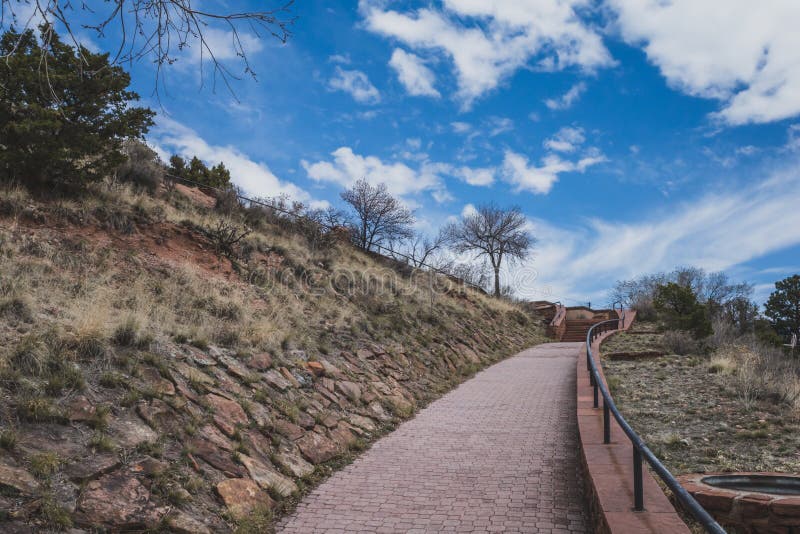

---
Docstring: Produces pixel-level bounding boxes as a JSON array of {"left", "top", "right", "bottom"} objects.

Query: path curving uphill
[{"left": 278, "top": 343, "right": 590, "bottom": 533}]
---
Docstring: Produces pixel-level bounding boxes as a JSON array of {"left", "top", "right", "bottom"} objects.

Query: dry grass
[
  {"left": 601, "top": 322, "right": 800, "bottom": 477},
  {"left": 0, "top": 180, "right": 548, "bottom": 531}
]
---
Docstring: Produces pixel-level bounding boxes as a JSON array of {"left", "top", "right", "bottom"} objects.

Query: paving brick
[{"left": 277, "top": 343, "right": 590, "bottom": 533}]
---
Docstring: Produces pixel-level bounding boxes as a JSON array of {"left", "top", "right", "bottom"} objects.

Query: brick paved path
[{"left": 277, "top": 343, "right": 590, "bottom": 534}]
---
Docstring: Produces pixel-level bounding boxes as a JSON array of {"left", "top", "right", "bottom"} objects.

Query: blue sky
[{"left": 28, "top": 1, "right": 800, "bottom": 305}]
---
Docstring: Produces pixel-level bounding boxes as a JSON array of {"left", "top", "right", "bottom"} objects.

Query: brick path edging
[{"left": 575, "top": 313, "right": 692, "bottom": 534}]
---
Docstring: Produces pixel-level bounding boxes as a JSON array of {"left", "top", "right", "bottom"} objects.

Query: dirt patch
[
  {"left": 12, "top": 217, "right": 237, "bottom": 280},
  {"left": 173, "top": 183, "right": 216, "bottom": 209}
]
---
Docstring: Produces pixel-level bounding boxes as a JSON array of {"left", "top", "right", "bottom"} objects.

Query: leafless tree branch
[{"left": 1, "top": 0, "right": 295, "bottom": 99}]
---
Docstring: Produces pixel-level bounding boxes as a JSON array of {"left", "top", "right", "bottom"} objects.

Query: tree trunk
[{"left": 494, "top": 267, "right": 501, "bottom": 297}]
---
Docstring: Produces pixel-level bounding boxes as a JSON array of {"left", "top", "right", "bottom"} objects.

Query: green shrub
[
  {"left": 653, "top": 283, "right": 712, "bottom": 339},
  {"left": 0, "top": 27, "right": 154, "bottom": 189}
]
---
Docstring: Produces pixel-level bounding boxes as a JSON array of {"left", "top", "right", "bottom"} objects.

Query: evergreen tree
[
  {"left": 764, "top": 274, "right": 800, "bottom": 339},
  {"left": 207, "top": 162, "right": 232, "bottom": 188},
  {"left": 0, "top": 27, "right": 154, "bottom": 188},
  {"left": 168, "top": 155, "right": 188, "bottom": 178},
  {"left": 187, "top": 156, "right": 209, "bottom": 185}
]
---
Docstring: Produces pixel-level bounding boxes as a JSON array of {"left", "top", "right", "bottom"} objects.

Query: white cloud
[
  {"left": 152, "top": 117, "right": 319, "bottom": 206},
  {"left": 487, "top": 116, "right": 514, "bottom": 137},
  {"left": 360, "top": 0, "right": 613, "bottom": 107},
  {"left": 301, "top": 147, "right": 448, "bottom": 201},
  {"left": 389, "top": 49, "right": 441, "bottom": 97},
  {"left": 406, "top": 138, "right": 422, "bottom": 150},
  {"left": 454, "top": 167, "right": 495, "bottom": 187},
  {"left": 523, "top": 165, "right": 800, "bottom": 303},
  {"left": 451, "top": 121, "right": 472, "bottom": 134},
  {"left": 461, "top": 203, "right": 478, "bottom": 218},
  {"left": 544, "top": 82, "right": 586, "bottom": 110},
  {"left": 608, "top": 0, "right": 800, "bottom": 125},
  {"left": 328, "top": 54, "right": 351, "bottom": 64},
  {"left": 543, "top": 126, "right": 586, "bottom": 153},
  {"left": 328, "top": 66, "right": 381, "bottom": 104},
  {"left": 502, "top": 148, "right": 605, "bottom": 195}
]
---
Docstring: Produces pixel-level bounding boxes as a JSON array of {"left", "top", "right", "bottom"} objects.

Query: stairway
[{"left": 560, "top": 319, "right": 602, "bottom": 342}]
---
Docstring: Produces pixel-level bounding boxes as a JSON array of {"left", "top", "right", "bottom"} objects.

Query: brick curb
[{"left": 576, "top": 315, "right": 691, "bottom": 533}]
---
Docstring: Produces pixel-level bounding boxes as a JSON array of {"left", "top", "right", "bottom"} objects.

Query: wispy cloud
[
  {"left": 543, "top": 126, "right": 585, "bottom": 153},
  {"left": 521, "top": 164, "right": 800, "bottom": 303},
  {"left": 389, "top": 49, "right": 440, "bottom": 97},
  {"left": 328, "top": 66, "right": 381, "bottom": 104},
  {"left": 544, "top": 82, "right": 587, "bottom": 111}
]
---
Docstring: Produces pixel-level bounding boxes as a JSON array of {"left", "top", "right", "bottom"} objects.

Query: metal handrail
[{"left": 585, "top": 319, "right": 726, "bottom": 533}]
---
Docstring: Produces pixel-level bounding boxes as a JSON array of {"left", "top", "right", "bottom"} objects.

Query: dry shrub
[
  {"left": 116, "top": 141, "right": 163, "bottom": 194},
  {"left": 709, "top": 317, "right": 739, "bottom": 349},
  {"left": 0, "top": 295, "right": 34, "bottom": 323},
  {"left": 716, "top": 343, "right": 800, "bottom": 410},
  {"left": 662, "top": 330, "right": 700, "bottom": 355},
  {"left": 214, "top": 187, "right": 242, "bottom": 216},
  {"left": 707, "top": 354, "right": 736, "bottom": 375}
]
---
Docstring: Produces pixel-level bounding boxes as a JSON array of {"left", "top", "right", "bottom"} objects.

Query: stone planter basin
[{"left": 679, "top": 473, "right": 800, "bottom": 533}]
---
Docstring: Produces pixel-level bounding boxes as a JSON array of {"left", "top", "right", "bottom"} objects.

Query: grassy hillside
[{"left": 0, "top": 182, "right": 545, "bottom": 532}]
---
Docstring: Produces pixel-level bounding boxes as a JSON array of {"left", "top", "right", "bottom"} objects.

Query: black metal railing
[{"left": 585, "top": 318, "right": 726, "bottom": 534}]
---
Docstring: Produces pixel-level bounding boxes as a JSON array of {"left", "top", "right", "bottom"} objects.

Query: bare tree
[
  {"left": 0, "top": 1, "right": 295, "bottom": 95},
  {"left": 407, "top": 228, "right": 448, "bottom": 267},
  {"left": 446, "top": 204, "right": 533, "bottom": 297},
  {"left": 340, "top": 178, "right": 414, "bottom": 252}
]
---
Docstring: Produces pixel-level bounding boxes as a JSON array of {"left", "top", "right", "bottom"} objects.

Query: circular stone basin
[
  {"left": 678, "top": 473, "right": 800, "bottom": 532},
  {"left": 702, "top": 474, "right": 800, "bottom": 496}
]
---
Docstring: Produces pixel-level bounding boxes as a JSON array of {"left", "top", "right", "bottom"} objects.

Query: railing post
[
  {"left": 633, "top": 448, "right": 644, "bottom": 511},
  {"left": 603, "top": 400, "right": 610, "bottom": 444},
  {"left": 593, "top": 382, "right": 598, "bottom": 408}
]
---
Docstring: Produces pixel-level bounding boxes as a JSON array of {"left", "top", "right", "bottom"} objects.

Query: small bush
[
  {"left": 89, "top": 433, "right": 115, "bottom": 452},
  {"left": 0, "top": 429, "right": 18, "bottom": 450},
  {"left": 99, "top": 371, "right": 125, "bottom": 388},
  {"left": 708, "top": 355, "right": 736, "bottom": 375},
  {"left": 116, "top": 140, "right": 163, "bottom": 194},
  {"left": 113, "top": 316, "right": 139, "bottom": 346},
  {"left": 716, "top": 343, "right": 800, "bottom": 409},
  {"left": 213, "top": 325, "right": 241, "bottom": 347},
  {"left": 10, "top": 334, "right": 49, "bottom": 376},
  {"left": 204, "top": 219, "right": 251, "bottom": 258},
  {"left": 29, "top": 452, "right": 61, "bottom": 478},
  {"left": 17, "top": 396, "right": 60, "bottom": 422},
  {"left": 662, "top": 330, "right": 700, "bottom": 355},
  {"left": 0, "top": 296, "right": 34, "bottom": 323},
  {"left": 44, "top": 364, "right": 86, "bottom": 395},
  {"left": 74, "top": 330, "right": 107, "bottom": 361},
  {"left": 214, "top": 186, "right": 242, "bottom": 216},
  {"left": 38, "top": 496, "right": 73, "bottom": 530}
]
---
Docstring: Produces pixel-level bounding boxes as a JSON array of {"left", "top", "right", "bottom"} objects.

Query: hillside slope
[{"left": 0, "top": 183, "right": 545, "bottom": 532}]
